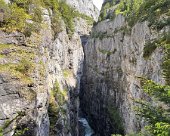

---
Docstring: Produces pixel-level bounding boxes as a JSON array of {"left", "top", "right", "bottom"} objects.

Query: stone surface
[
  {"left": 65, "top": 0, "right": 99, "bottom": 21},
  {"left": 80, "top": 14, "right": 166, "bottom": 135},
  {"left": 0, "top": 0, "right": 98, "bottom": 136}
]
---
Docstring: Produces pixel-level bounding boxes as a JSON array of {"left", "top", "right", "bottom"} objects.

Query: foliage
[
  {"left": 163, "top": 31, "right": 170, "bottom": 84},
  {"left": 23, "top": 22, "right": 41, "bottom": 37},
  {"left": 13, "top": 128, "right": 29, "bottom": 136},
  {"left": 134, "top": 79, "right": 170, "bottom": 136},
  {"left": 59, "top": 1, "right": 75, "bottom": 38},
  {"left": 15, "top": 58, "right": 34, "bottom": 76},
  {"left": 0, "top": 44, "right": 35, "bottom": 84},
  {"left": 0, "top": 111, "right": 27, "bottom": 136},
  {"left": 0, "top": 0, "right": 94, "bottom": 38},
  {"left": 114, "top": 0, "right": 170, "bottom": 28},
  {"left": 1, "top": 2, "right": 30, "bottom": 32},
  {"left": 143, "top": 40, "right": 158, "bottom": 59},
  {"left": 48, "top": 81, "right": 67, "bottom": 135}
]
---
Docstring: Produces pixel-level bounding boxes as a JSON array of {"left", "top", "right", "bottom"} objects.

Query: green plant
[
  {"left": 63, "top": 69, "right": 73, "bottom": 78},
  {"left": 134, "top": 79, "right": 170, "bottom": 136},
  {"left": 163, "top": 45, "right": 170, "bottom": 84},
  {"left": 114, "top": 0, "right": 170, "bottom": 29},
  {"left": 48, "top": 81, "right": 68, "bottom": 135},
  {"left": 15, "top": 58, "right": 34, "bottom": 76},
  {"left": 59, "top": 1, "right": 75, "bottom": 38},
  {"left": 13, "top": 128, "right": 29, "bottom": 136},
  {"left": 4, "top": 3, "right": 30, "bottom": 32},
  {"left": 143, "top": 41, "right": 157, "bottom": 58}
]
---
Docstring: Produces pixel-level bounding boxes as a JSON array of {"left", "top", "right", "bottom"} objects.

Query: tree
[{"left": 135, "top": 79, "right": 170, "bottom": 136}]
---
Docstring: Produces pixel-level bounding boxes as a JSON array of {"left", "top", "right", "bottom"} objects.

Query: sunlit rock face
[
  {"left": 65, "top": 0, "right": 99, "bottom": 21},
  {"left": 0, "top": 0, "right": 99, "bottom": 136},
  {"left": 80, "top": 13, "right": 166, "bottom": 135}
]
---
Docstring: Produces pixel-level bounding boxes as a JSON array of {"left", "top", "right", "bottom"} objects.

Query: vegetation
[
  {"left": 0, "top": 0, "right": 94, "bottom": 38},
  {"left": 59, "top": 1, "right": 75, "bottom": 38},
  {"left": 134, "top": 79, "right": 170, "bottom": 136},
  {"left": 98, "top": 48, "right": 117, "bottom": 55},
  {"left": 63, "top": 69, "right": 73, "bottom": 78},
  {"left": 114, "top": 0, "right": 170, "bottom": 28},
  {"left": 48, "top": 81, "right": 67, "bottom": 135},
  {"left": 163, "top": 31, "right": 170, "bottom": 84},
  {"left": 99, "top": 0, "right": 170, "bottom": 30},
  {"left": 0, "top": 111, "right": 27, "bottom": 136},
  {"left": 0, "top": 44, "right": 35, "bottom": 84}
]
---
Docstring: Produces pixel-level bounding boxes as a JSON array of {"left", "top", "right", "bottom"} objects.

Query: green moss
[
  {"left": 59, "top": 1, "right": 75, "bottom": 38},
  {"left": 63, "top": 69, "right": 73, "bottom": 78},
  {"left": 143, "top": 31, "right": 170, "bottom": 85},
  {"left": 0, "top": 62, "right": 33, "bottom": 84},
  {"left": 98, "top": 48, "right": 117, "bottom": 55},
  {"left": 0, "top": 44, "right": 13, "bottom": 50},
  {"left": 23, "top": 22, "right": 41, "bottom": 37}
]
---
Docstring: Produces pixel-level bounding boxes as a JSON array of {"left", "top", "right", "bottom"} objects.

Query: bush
[
  {"left": 59, "top": 1, "right": 75, "bottom": 38},
  {"left": 143, "top": 41, "right": 157, "bottom": 58},
  {"left": 2, "top": 3, "right": 30, "bottom": 32},
  {"left": 15, "top": 58, "right": 34, "bottom": 76}
]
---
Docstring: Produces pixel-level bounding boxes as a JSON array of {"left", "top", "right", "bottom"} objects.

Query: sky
[{"left": 92, "top": 0, "right": 103, "bottom": 10}]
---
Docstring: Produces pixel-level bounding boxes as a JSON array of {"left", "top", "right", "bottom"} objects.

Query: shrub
[
  {"left": 59, "top": 1, "right": 75, "bottom": 38},
  {"left": 143, "top": 41, "right": 157, "bottom": 58},
  {"left": 2, "top": 3, "right": 30, "bottom": 32},
  {"left": 134, "top": 79, "right": 170, "bottom": 136},
  {"left": 15, "top": 58, "right": 34, "bottom": 76}
]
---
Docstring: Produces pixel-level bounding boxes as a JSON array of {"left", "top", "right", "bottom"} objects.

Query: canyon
[{"left": 0, "top": 0, "right": 169, "bottom": 136}]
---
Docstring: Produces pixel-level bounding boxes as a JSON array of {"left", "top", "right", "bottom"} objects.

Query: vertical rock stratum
[
  {"left": 0, "top": 0, "right": 170, "bottom": 136},
  {"left": 0, "top": 0, "right": 98, "bottom": 136},
  {"left": 80, "top": 0, "right": 170, "bottom": 135}
]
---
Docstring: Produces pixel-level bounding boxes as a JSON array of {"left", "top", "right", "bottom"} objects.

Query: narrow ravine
[{"left": 79, "top": 118, "right": 94, "bottom": 136}]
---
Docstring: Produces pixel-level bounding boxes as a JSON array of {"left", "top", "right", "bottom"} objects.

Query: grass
[
  {"left": 0, "top": 44, "right": 13, "bottom": 50},
  {"left": 0, "top": 44, "right": 35, "bottom": 84}
]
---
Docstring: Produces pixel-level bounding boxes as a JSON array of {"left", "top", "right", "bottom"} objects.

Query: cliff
[
  {"left": 0, "top": 0, "right": 169, "bottom": 136},
  {"left": 80, "top": 0, "right": 170, "bottom": 135},
  {"left": 0, "top": 0, "right": 99, "bottom": 136}
]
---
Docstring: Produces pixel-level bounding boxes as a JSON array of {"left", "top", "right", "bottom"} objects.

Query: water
[{"left": 79, "top": 118, "right": 94, "bottom": 136}]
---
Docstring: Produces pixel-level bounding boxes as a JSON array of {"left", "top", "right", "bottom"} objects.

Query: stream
[{"left": 79, "top": 118, "right": 94, "bottom": 136}]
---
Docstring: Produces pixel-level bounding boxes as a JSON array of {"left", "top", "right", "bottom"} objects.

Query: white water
[{"left": 79, "top": 118, "right": 94, "bottom": 136}]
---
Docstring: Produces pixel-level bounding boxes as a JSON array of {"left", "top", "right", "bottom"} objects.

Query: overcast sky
[{"left": 92, "top": 0, "right": 103, "bottom": 10}]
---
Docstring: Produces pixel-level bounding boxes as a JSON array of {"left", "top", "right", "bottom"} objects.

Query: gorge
[{"left": 0, "top": 0, "right": 170, "bottom": 136}]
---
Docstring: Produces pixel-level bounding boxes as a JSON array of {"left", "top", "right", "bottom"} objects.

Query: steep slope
[
  {"left": 80, "top": 0, "right": 170, "bottom": 135},
  {"left": 65, "top": 0, "right": 99, "bottom": 21},
  {"left": 0, "top": 0, "right": 99, "bottom": 136}
]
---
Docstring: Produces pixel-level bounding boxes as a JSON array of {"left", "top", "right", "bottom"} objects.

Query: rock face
[
  {"left": 80, "top": 14, "right": 166, "bottom": 135},
  {"left": 65, "top": 0, "right": 99, "bottom": 21},
  {"left": 0, "top": 0, "right": 99, "bottom": 136}
]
